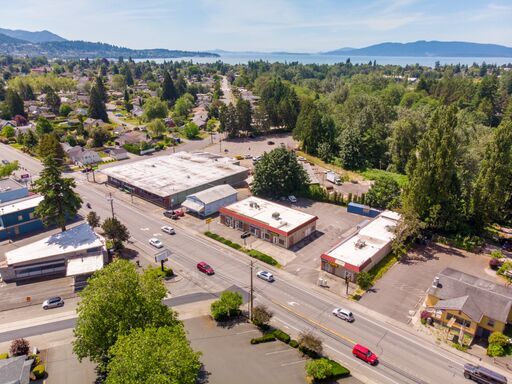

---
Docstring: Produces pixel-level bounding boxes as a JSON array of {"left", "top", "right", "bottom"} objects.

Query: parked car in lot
[
  {"left": 256, "top": 270, "right": 274, "bottom": 282},
  {"left": 252, "top": 156, "right": 262, "bottom": 163},
  {"left": 163, "top": 210, "right": 183, "bottom": 219},
  {"left": 197, "top": 261, "right": 214, "bottom": 275},
  {"left": 42, "top": 297, "right": 64, "bottom": 310},
  {"left": 2, "top": 159, "right": 10, "bottom": 165},
  {"left": 463, "top": 363, "right": 507, "bottom": 383},
  {"left": 288, "top": 195, "right": 297, "bottom": 203},
  {"left": 332, "top": 308, "right": 354, "bottom": 322},
  {"left": 352, "top": 344, "right": 378, "bottom": 365},
  {"left": 244, "top": 154, "right": 253, "bottom": 159},
  {"left": 149, "top": 238, "right": 163, "bottom": 248},
  {"left": 161, "top": 226, "right": 175, "bottom": 235}
]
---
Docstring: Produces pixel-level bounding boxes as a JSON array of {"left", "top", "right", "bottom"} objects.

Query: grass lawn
[
  {"left": 360, "top": 169, "right": 408, "bottom": 188},
  {"left": 9, "top": 143, "right": 23, "bottom": 150},
  {"left": 296, "top": 151, "right": 363, "bottom": 181}
]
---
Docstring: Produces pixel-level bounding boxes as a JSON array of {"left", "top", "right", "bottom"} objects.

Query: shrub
[
  {"left": 491, "top": 250, "right": 504, "bottom": 259},
  {"left": 9, "top": 338, "right": 29, "bottom": 357},
  {"left": 210, "top": 291, "right": 243, "bottom": 321},
  {"left": 28, "top": 353, "right": 41, "bottom": 368},
  {"left": 252, "top": 304, "right": 273, "bottom": 328},
  {"left": 273, "top": 329, "right": 291, "bottom": 344},
  {"left": 32, "top": 364, "right": 46, "bottom": 379},
  {"left": 250, "top": 333, "right": 276, "bottom": 344},
  {"left": 289, "top": 340, "right": 299, "bottom": 348},
  {"left": 487, "top": 343, "right": 505, "bottom": 357},
  {"left": 247, "top": 249, "right": 279, "bottom": 266},
  {"left": 0, "top": 352, "right": 8, "bottom": 359},
  {"left": 306, "top": 358, "right": 333, "bottom": 380},
  {"left": 489, "top": 332, "right": 509, "bottom": 347},
  {"left": 356, "top": 271, "right": 372, "bottom": 290},
  {"left": 298, "top": 331, "right": 323, "bottom": 357},
  {"left": 328, "top": 359, "right": 350, "bottom": 377}
]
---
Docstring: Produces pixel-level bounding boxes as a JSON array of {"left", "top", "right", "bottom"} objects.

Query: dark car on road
[
  {"left": 197, "top": 262, "right": 214, "bottom": 275},
  {"left": 463, "top": 363, "right": 507, "bottom": 383}
]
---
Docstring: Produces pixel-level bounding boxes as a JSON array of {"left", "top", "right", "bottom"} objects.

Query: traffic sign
[{"left": 205, "top": 218, "right": 213, "bottom": 224}]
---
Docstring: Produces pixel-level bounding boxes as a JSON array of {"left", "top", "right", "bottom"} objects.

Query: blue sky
[{"left": 1, "top": 0, "right": 512, "bottom": 52}]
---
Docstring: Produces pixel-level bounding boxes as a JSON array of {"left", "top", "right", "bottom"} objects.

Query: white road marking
[
  {"left": 281, "top": 360, "right": 305, "bottom": 367},
  {"left": 236, "top": 330, "right": 259, "bottom": 335},
  {"left": 266, "top": 349, "right": 294, "bottom": 355},
  {"left": 140, "top": 227, "right": 149, "bottom": 231},
  {"left": 287, "top": 301, "right": 299, "bottom": 307},
  {"left": 274, "top": 317, "right": 301, "bottom": 332}
]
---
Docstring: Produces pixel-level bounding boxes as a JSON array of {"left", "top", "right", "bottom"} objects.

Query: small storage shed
[{"left": 182, "top": 185, "right": 238, "bottom": 217}]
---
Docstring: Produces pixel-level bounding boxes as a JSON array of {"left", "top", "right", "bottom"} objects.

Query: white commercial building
[
  {"left": 321, "top": 211, "right": 401, "bottom": 281},
  {"left": 102, "top": 152, "right": 248, "bottom": 208},
  {"left": 219, "top": 197, "right": 318, "bottom": 249},
  {"left": 0, "top": 223, "right": 106, "bottom": 285},
  {"left": 182, "top": 184, "right": 238, "bottom": 217}
]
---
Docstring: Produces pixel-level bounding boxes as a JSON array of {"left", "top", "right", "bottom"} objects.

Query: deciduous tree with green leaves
[
  {"left": 210, "top": 291, "right": 243, "bottom": 321},
  {"left": 106, "top": 326, "right": 201, "bottom": 384},
  {"left": 183, "top": 122, "right": 200, "bottom": 139},
  {"left": 365, "top": 176, "right": 401, "bottom": 209},
  {"left": 33, "top": 156, "right": 82, "bottom": 231},
  {"left": 0, "top": 160, "right": 19, "bottom": 178},
  {"left": 37, "top": 133, "right": 64, "bottom": 159},
  {"left": 252, "top": 148, "right": 309, "bottom": 197},
  {"left": 142, "top": 97, "right": 168, "bottom": 122},
  {"left": 101, "top": 217, "right": 130, "bottom": 250},
  {"left": 73, "top": 260, "right": 179, "bottom": 369},
  {"left": 86, "top": 211, "right": 101, "bottom": 228}
]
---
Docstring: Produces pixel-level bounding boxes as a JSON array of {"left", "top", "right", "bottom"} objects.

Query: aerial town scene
[{"left": 0, "top": 1, "right": 511, "bottom": 383}]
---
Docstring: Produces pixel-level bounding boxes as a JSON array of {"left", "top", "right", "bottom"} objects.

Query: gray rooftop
[
  {"left": 428, "top": 268, "right": 512, "bottom": 323},
  {"left": 0, "top": 178, "right": 23, "bottom": 192},
  {"left": 0, "top": 355, "right": 33, "bottom": 384},
  {"left": 186, "top": 184, "right": 237, "bottom": 205},
  {"left": 102, "top": 152, "right": 248, "bottom": 198}
]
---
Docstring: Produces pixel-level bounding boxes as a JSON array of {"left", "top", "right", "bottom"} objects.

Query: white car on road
[
  {"left": 332, "top": 307, "right": 354, "bottom": 322},
  {"left": 149, "top": 238, "right": 163, "bottom": 248},
  {"left": 256, "top": 270, "right": 274, "bottom": 282},
  {"left": 161, "top": 226, "right": 175, "bottom": 235}
]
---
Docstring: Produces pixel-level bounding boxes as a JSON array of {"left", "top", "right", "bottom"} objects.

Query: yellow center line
[{"left": 269, "top": 298, "right": 357, "bottom": 346}]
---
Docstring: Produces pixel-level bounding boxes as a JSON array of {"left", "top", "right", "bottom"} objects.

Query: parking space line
[
  {"left": 265, "top": 349, "right": 294, "bottom": 355},
  {"left": 280, "top": 360, "right": 305, "bottom": 367},
  {"left": 236, "top": 330, "right": 259, "bottom": 335}
]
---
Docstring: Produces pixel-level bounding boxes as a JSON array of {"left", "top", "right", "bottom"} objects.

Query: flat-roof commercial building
[
  {"left": 219, "top": 197, "right": 318, "bottom": 249},
  {"left": 102, "top": 152, "right": 248, "bottom": 208},
  {"left": 0, "top": 223, "right": 106, "bottom": 285},
  {"left": 321, "top": 211, "right": 401, "bottom": 281},
  {"left": 182, "top": 184, "right": 238, "bottom": 217}
]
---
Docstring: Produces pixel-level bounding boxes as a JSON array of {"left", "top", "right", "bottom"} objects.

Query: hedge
[
  {"left": 299, "top": 345, "right": 320, "bottom": 359},
  {"left": 327, "top": 359, "right": 350, "bottom": 378},
  {"left": 204, "top": 232, "right": 280, "bottom": 267},
  {"left": 289, "top": 340, "right": 299, "bottom": 348},
  {"left": 273, "top": 329, "right": 291, "bottom": 344},
  {"left": 0, "top": 352, "right": 8, "bottom": 359},
  {"left": 32, "top": 364, "right": 46, "bottom": 379},
  {"left": 251, "top": 333, "right": 276, "bottom": 344}
]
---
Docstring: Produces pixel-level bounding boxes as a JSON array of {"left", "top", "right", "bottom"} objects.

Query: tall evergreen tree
[
  {"left": 235, "top": 98, "right": 252, "bottom": 134},
  {"left": 34, "top": 156, "right": 82, "bottom": 232},
  {"left": 94, "top": 76, "right": 107, "bottom": 103},
  {"left": 88, "top": 86, "right": 109, "bottom": 122},
  {"left": 5, "top": 89, "right": 25, "bottom": 118},
  {"left": 403, "top": 106, "right": 461, "bottom": 231},
  {"left": 293, "top": 99, "right": 322, "bottom": 155},
  {"left": 37, "top": 133, "right": 65, "bottom": 161},
  {"left": 161, "top": 71, "right": 177, "bottom": 103},
  {"left": 123, "top": 66, "right": 134, "bottom": 86},
  {"left": 45, "top": 87, "right": 61, "bottom": 114},
  {"left": 471, "top": 121, "right": 512, "bottom": 227}
]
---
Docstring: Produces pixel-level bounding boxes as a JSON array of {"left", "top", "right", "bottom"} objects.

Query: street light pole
[
  {"left": 249, "top": 260, "right": 254, "bottom": 321},
  {"left": 107, "top": 193, "right": 115, "bottom": 218}
]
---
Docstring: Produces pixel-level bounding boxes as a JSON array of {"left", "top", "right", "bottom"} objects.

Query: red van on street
[{"left": 352, "top": 344, "right": 378, "bottom": 365}]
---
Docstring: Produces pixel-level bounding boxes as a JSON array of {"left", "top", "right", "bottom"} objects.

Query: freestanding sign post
[{"left": 155, "top": 249, "right": 171, "bottom": 271}]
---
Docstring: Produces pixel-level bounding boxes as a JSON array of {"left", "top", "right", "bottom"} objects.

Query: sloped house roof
[
  {"left": 428, "top": 268, "right": 512, "bottom": 323},
  {"left": 0, "top": 355, "right": 33, "bottom": 384}
]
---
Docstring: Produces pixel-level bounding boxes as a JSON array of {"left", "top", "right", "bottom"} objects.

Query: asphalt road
[{"left": 0, "top": 144, "right": 497, "bottom": 384}]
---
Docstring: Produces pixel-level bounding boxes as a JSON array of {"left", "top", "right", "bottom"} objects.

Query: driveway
[{"left": 359, "top": 243, "right": 497, "bottom": 324}]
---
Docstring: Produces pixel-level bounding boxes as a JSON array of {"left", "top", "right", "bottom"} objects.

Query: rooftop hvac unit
[
  {"left": 355, "top": 239, "right": 366, "bottom": 249},
  {"left": 272, "top": 212, "right": 280, "bottom": 219}
]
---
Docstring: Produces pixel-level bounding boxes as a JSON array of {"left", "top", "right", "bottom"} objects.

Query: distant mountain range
[
  {"left": 0, "top": 27, "right": 218, "bottom": 59},
  {"left": 325, "top": 41, "right": 512, "bottom": 57}
]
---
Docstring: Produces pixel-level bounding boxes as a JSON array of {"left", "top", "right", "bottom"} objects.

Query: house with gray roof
[
  {"left": 426, "top": 267, "right": 512, "bottom": 340},
  {"left": 0, "top": 355, "right": 33, "bottom": 384}
]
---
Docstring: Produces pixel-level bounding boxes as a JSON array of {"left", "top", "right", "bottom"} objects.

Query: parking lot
[{"left": 359, "top": 243, "right": 496, "bottom": 324}]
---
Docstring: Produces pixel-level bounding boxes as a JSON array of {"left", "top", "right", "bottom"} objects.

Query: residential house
[
  {"left": 115, "top": 131, "right": 150, "bottom": 147},
  {"left": 61, "top": 143, "right": 101, "bottom": 166},
  {"left": 425, "top": 268, "right": 512, "bottom": 341},
  {"left": 83, "top": 118, "right": 105, "bottom": 129},
  {"left": 105, "top": 147, "right": 129, "bottom": 160},
  {"left": 0, "top": 120, "right": 16, "bottom": 130},
  {"left": 192, "top": 106, "right": 208, "bottom": 129},
  {"left": 13, "top": 123, "right": 36, "bottom": 136},
  {"left": 164, "top": 117, "right": 176, "bottom": 128},
  {"left": 132, "top": 105, "right": 143, "bottom": 117},
  {"left": 0, "top": 355, "right": 33, "bottom": 384}
]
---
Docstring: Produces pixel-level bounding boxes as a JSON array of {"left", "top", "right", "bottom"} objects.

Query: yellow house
[{"left": 425, "top": 268, "right": 512, "bottom": 341}]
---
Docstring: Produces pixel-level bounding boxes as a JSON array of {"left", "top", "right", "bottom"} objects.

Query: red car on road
[
  {"left": 352, "top": 344, "right": 378, "bottom": 365},
  {"left": 197, "top": 262, "right": 214, "bottom": 275}
]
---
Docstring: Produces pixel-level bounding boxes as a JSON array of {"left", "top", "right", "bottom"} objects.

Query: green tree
[
  {"left": 59, "top": 103, "right": 72, "bottom": 117},
  {"left": 101, "top": 217, "right": 130, "bottom": 250},
  {"left": 219, "top": 103, "right": 238, "bottom": 137},
  {"left": 183, "top": 122, "right": 200, "bottom": 139},
  {"left": 252, "top": 148, "right": 309, "bottom": 197},
  {"left": 337, "top": 127, "right": 364, "bottom": 170},
  {"left": 236, "top": 98, "right": 252, "bottom": 133},
  {"left": 161, "top": 71, "right": 177, "bottom": 103},
  {"left": 210, "top": 291, "right": 243, "bottom": 321},
  {"left": 34, "top": 156, "right": 82, "bottom": 231},
  {"left": 106, "top": 326, "right": 201, "bottom": 384},
  {"left": 37, "top": 133, "right": 65, "bottom": 159},
  {"left": 365, "top": 176, "right": 401, "bottom": 209},
  {"left": 88, "top": 85, "right": 108, "bottom": 122},
  {"left": 293, "top": 99, "right": 322, "bottom": 155},
  {"left": 147, "top": 119, "right": 167, "bottom": 137},
  {"left": 306, "top": 358, "right": 333, "bottom": 381},
  {"left": 94, "top": 76, "right": 107, "bottom": 102},
  {"left": 73, "top": 260, "right": 179, "bottom": 368},
  {"left": 173, "top": 93, "right": 194, "bottom": 118},
  {"left": 471, "top": 121, "right": 512, "bottom": 228},
  {"left": 1, "top": 125, "right": 15, "bottom": 138},
  {"left": 142, "top": 97, "right": 169, "bottom": 122},
  {"left": 5, "top": 89, "right": 25, "bottom": 118},
  {"left": 391, "top": 209, "right": 425, "bottom": 262},
  {"left": 45, "top": 87, "right": 61, "bottom": 114},
  {"left": 0, "top": 160, "right": 19, "bottom": 177},
  {"left": 258, "top": 77, "right": 299, "bottom": 130},
  {"left": 111, "top": 74, "right": 125, "bottom": 92},
  {"left": 402, "top": 106, "right": 461, "bottom": 231},
  {"left": 22, "top": 129, "right": 38, "bottom": 148},
  {"left": 36, "top": 116, "right": 53, "bottom": 135},
  {"left": 356, "top": 271, "right": 372, "bottom": 290},
  {"left": 86, "top": 211, "right": 101, "bottom": 228},
  {"left": 123, "top": 66, "right": 134, "bottom": 86},
  {"left": 90, "top": 126, "right": 110, "bottom": 147}
]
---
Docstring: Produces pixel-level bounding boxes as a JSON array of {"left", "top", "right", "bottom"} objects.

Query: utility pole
[
  {"left": 249, "top": 260, "right": 254, "bottom": 321},
  {"left": 107, "top": 193, "right": 115, "bottom": 218},
  {"left": 345, "top": 274, "right": 349, "bottom": 296}
]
